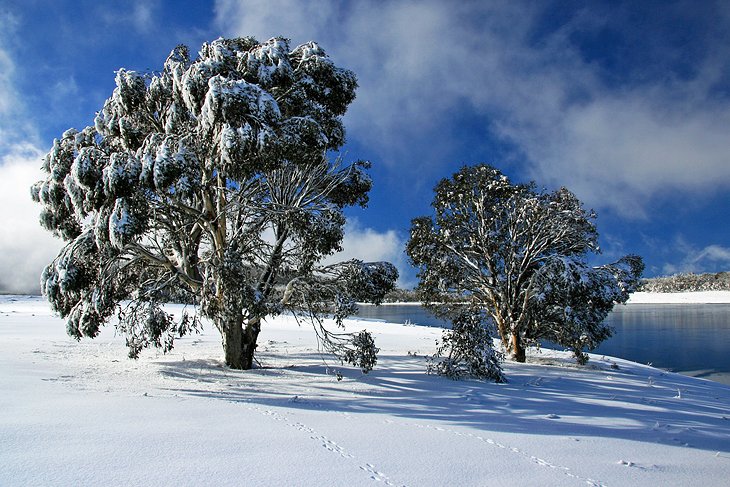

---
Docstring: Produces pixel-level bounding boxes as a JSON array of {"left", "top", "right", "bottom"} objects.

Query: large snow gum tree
[
  {"left": 32, "top": 37, "right": 397, "bottom": 370},
  {"left": 407, "top": 164, "right": 643, "bottom": 364}
]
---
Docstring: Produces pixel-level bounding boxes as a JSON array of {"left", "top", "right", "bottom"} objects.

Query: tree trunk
[
  {"left": 510, "top": 331, "right": 526, "bottom": 363},
  {"left": 494, "top": 315, "right": 509, "bottom": 346},
  {"left": 221, "top": 316, "right": 261, "bottom": 370}
]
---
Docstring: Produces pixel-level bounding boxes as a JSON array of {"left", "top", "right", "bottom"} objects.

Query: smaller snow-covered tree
[
  {"left": 428, "top": 310, "right": 505, "bottom": 382},
  {"left": 407, "top": 164, "right": 643, "bottom": 364}
]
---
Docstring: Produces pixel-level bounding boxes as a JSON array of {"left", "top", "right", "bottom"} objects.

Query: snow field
[{"left": 1, "top": 296, "right": 729, "bottom": 486}]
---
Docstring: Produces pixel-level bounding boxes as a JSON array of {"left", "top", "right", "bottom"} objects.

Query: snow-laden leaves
[
  {"left": 240, "top": 37, "right": 294, "bottom": 88},
  {"left": 117, "top": 300, "right": 201, "bottom": 359},
  {"left": 342, "top": 260, "right": 400, "bottom": 305},
  {"left": 199, "top": 76, "right": 280, "bottom": 137},
  {"left": 103, "top": 152, "right": 142, "bottom": 198},
  {"left": 530, "top": 254, "right": 643, "bottom": 363},
  {"left": 344, "top": 330, "right": 379, "bottom": 373},
  {"left": 108, "top": 198, "right": 147, "bottom": 249}
]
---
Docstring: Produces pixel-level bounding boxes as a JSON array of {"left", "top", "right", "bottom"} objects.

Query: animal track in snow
[
  {"left": 385, "top": 419, "right": 605, "bottom": 487},
  {"left": 246, "top": 404, "right": 405, "bottom": 486},
  {"left": 360, "top": 463, "right": 396, "bottom": 484},
  {"left": 314, "top": 436, "right": 355, "bottom": 459}
]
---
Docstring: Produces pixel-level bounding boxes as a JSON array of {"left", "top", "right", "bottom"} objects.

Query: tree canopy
[
  {"left": 407, "top": 164, "right": 643, "bottom": 364},
  {"left": 32, "top": 36, "right": 397, "bottom": 370}
]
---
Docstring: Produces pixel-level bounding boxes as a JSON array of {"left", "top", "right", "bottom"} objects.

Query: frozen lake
[{"left": 355, "top": 303, "right": 730, "bottom": 385}]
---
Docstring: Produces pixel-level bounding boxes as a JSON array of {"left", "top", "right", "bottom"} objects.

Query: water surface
[{"left": 355, "top": 303, "right": 730, "bottom": 385}]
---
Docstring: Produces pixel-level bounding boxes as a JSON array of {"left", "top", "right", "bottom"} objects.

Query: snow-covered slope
[{"left": 1, "top": 296, "right": 729, "bottom": 486}]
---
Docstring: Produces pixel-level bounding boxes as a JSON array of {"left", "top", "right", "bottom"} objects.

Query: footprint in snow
[
  {"left": 359, "top": 463, "right": 395, "bottom": 485},
  {"left": 316, "top": 436, "right": 354, "bottom": 459},
  {"left": 617, "top": 460, "right": 659, "bottom": 471}
]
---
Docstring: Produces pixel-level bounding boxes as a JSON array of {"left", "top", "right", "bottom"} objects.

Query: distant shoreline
[
  {"left": 375, "top": 290, "right": 730, "bottom": 306},
  {"left": 6, "top": 291, "right": 730, "bottom": 305},
  {"left": 627, "top": 291, "right": 730, "bottom": 304}
]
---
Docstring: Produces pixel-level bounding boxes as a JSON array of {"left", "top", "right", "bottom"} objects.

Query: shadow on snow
[{"left": 155, "top": 352, "right": 730, "bottom": 453}]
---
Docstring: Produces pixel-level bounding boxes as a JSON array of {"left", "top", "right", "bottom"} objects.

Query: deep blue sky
[{"left": 1, "top": 0, "right": 729, "bottom": 291}]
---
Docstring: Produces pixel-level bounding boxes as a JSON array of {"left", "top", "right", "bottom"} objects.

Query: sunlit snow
[{"left": 1, "top": 295, "right": 729, "bottom": 486}]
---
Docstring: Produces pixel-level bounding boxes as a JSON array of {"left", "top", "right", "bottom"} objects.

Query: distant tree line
[
  {"left": 639, "top": 272, "right": 730, "bottom": 292},
  {"left": 386, "top": 271, "right": 730, "bottom": 301},
  {"left": 382, "top": 288, "right": 420, "bottom": 303}
]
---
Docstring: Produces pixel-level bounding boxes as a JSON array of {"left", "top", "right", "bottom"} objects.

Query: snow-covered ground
[
  {"left": 2, "top": 295, "right": 729, "bottom": 486},
  {"left": 628, "top": 291, "right": 730, "bottom": 304}
]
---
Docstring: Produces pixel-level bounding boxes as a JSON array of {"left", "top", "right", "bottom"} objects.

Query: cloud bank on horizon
[{"left": 1, "top": 0, "right": 729, "bottom": 293}]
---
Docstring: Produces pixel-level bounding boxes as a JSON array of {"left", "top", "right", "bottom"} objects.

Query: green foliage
[
  {"left": 344, "top": 331, "right": 380, "bottom": 373},
  {"left": 530, "top": 255, "right": 644, "bottom": 362},
  {"left": 117, "top": 300, "right": 201, "bottom": 359}
]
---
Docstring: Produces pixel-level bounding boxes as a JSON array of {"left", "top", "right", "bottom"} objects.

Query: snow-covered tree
[
  {"left": 32, "top": 37, "right": 397, "bottom": 371},
  {"left": 407, "top": 164, "right": 643, "bottom": 363}
]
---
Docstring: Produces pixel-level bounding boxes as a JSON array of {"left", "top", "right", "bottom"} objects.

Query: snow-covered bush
[{"left": 428, "top": 311, "right": 505, "bottom": 383}]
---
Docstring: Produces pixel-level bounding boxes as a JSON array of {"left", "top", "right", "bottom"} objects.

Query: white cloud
[
  {"left": 0, "top": 47, "right": 15, "bottom": 115},
  {"left": 0, "top": 13, "right": 22, "bottom": 144},
  {"left": 214, "top": 0, "right": 730, "bottom": 217},
  {"left": 323, "top": 219, "right": 411, "bottom": 288},
  {"left": 132, "top": 1, "right": 156, "bottom": 31},
  {"left": 0, "top": 12, "right": 58, "bottom": 293},
  {"left": 501, "top": 75, "right": 730, "bottom": 218},
  {"left": 213, "top": 0, "right": 334, "bottom": 43},
  {"left": 51, "top": 76, "right": 80, "bottom": 100},
  {"left": 694, "top": 245, "right": 730, "bottom": 265},
  {"left": 0, "top": 144, "right": 62, "bottom": 293},
  {"left": 662, "top": 238, "right": 730, "bottom": 276},
  {"left": 95, "top": 0, "right": 160, "bottom": 33},
  {"left": 0, "top": 11, "right": 41, "bottom": 152}
]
